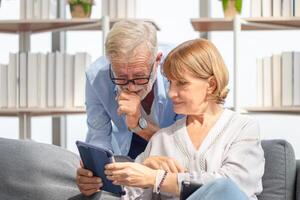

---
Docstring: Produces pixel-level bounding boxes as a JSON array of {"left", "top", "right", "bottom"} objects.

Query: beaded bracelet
[{"left": 153, "top": 170, "right": 168, "bottom": 194}]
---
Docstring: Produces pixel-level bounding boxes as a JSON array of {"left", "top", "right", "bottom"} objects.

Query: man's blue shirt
[{"left": 85, "top": 44, "right": 180, "bottom": 155}]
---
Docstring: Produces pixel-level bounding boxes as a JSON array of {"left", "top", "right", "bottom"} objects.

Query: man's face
[{"left": 110, "top": 47, "right": 157, "bottom": 99}]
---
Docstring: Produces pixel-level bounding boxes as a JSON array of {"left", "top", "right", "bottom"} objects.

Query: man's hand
[
  {"left": 76, "top": 161, "right": 103, "bottom": 196},
  {"left": 117, "top": 91, "right": 142, "bottom": 129},
  {"left": 143, "top": 156, "right": 185, "bottom": 173}
]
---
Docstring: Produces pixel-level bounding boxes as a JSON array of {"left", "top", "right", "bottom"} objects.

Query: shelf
[
  {"left": 0, "top": 18, "right": 160, "bottom": 34},
  {"left": 244, "top": 107, "right": 300, "bottom": 114},
  {"left": 0, "top": 107, "right": 86, "bottom": 116},
  {"left": 191, "top": 17, "right": 300, "bottom": 32}
]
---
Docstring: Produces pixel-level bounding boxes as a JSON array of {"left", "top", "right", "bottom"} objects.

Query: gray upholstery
[
  {"left": 1, "top": 137, "right": 300, "bottom": 200},
  {"left": 297, "top": 160, "right": 300, "bottom": 200},
  {"left": 0, "top": 137, "right": 80, "bottom": 200},
  {"left": 258, "top": 140, "right": 297, "bottom": 200}
]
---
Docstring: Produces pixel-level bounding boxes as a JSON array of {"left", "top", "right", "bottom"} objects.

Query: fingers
[
  {"left": 173, "top": 159, "right": 185, "bottom": 173},
  {"left": 80, "top": 188, "right": 101, "bottom": 197},
  {"left": 77, "top": 167, "right": 93, "bottom": 177},
  {"left": 76, "top": 166, "right": 102, "bottom": 197},
  {"left": 105, "top": 162, "right": 131, "bottom": 170}
]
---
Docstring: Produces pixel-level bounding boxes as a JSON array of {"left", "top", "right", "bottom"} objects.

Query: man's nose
[{"left": 127, "top": 81, "right": 137, "bottom": 91}]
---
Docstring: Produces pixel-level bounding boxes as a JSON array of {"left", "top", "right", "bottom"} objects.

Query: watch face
[{"left": 139, "top": 117, "right": 148, "bottom": 129}]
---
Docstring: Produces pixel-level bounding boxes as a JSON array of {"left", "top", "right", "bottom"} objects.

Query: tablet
[{"left": 76, "top": 141, "right": 126, "bottom": 196}]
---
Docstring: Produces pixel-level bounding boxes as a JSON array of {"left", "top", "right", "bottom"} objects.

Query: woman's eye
[{"left": 178, "top": 81, "right": 187, "bottom": 85}]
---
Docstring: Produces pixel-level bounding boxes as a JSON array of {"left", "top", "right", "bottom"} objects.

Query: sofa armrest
[{"left": 297, "top": 160, "right": 300, "bottom": 200}]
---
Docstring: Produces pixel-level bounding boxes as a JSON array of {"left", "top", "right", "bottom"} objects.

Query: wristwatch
[{"left": 130, "top": 117, "right": 148, "bottom": 133}]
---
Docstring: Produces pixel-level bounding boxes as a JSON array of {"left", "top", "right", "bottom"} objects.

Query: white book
[
  {"left": 109, "top": 0, "right": 117, "bottom": 18},
  {"left": 26, "top": 0, "right": 33, "bottom": 19},
  {"left": 126, "top": 0, "right": 136, "bottom": 18},
  {"left": 273, "top": 0, "right": 282, "bottom": 17},
  {"left": 282, "top": 0, "right": 293, "bottom": 16},
  {"left": 8, "top": 53, "right": 19, "bottom": 108},
  {"left": 262, "top": 0, "right": 272, "bottom": 17},
  {"left": 295, "top": 0, "right": 300, "bottom": 16},
  {"left": 55, "top": 52, "right": 64, "bottom": 107},
  {"left": 251, "top": 0, "right": 262, "bottom": 17},
  {"left": 117, "top": 0, "right": 126, "bottom": 18},
  {"left": 263, "top": 57, "right": 272, "bottom": 107},
  {"left": 47, "top": 52, "right": 55, "bottom": 107},
  {"left": 102, "top": 0, "right": 109, "bottom": 16},
  {"left": 272, "top": 54, "right": 282, "bottom": 107},
  {"left": 33, "top": 0, "right": 41, "bottom": 19},
  {"left": 49, "top": 0, "right": 57, "bottom": 19},
  {"left": 41, "top": 0, "right": 50, "bottom": 19},
  {"left": 27, "top": 53, "right": 38, "bottom": 108},
  {"left": 20, "top": 0, "right": 27, "bottom": 19},
  {"left": 282, "top": 52, "right": 293, "bottom": 106},
  {"left": 257, "top": 58, "right": 264, "bottom": 107},
  {"left": 0, "top": 64, "right": 8, "bottom": 108},
  {"left": 74, "top": 53, "right": 91, "bottom": 107},
  {"left": 293, "top": 52, "right": 300, "bottom": 105},
  {"left": 19, "top": 52, "right": 27, "bottom": 108},
  {"left": 37, "top": 53, "right": 47, "bottom": 108},
  {"left": 64, "top": 54, "right": 74, "bottom": 108}
]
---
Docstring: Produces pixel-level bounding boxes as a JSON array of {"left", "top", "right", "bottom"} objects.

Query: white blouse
[{"left": 123, "top": 109, "right": 265, "bottom": 200}]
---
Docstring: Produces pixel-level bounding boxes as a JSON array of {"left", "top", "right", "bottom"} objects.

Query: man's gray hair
[{"left": 105, "top": 20, "right": 158, "bottom": 63}]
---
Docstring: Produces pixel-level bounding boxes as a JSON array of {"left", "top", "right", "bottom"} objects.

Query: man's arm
[{"left": 85, "top": 77, "right": 113, "bottom": 150}]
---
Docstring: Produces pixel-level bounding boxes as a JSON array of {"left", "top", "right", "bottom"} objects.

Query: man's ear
[
  {"left": 156, "top": 52, "right": 163, "bottom": 63},
  {"left": 207, "top": 76, "right": 217, "bottom": 94}
]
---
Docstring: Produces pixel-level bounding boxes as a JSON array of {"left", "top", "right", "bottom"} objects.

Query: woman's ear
[{"left": 207, "top": 76, "right": 217, "bottom": 94}]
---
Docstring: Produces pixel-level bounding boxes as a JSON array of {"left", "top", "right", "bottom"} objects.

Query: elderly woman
[{"left": 81, "top": 39, "right": 265, "bottom": 200}]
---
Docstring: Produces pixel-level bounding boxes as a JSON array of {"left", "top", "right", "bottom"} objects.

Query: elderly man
[{"left": 84, "top": 19, "right": 179, "bottom": 159}]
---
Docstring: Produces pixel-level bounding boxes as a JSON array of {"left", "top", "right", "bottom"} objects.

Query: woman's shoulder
[{"left": 225, "top": 109, "right": 260, "bottom": 139}]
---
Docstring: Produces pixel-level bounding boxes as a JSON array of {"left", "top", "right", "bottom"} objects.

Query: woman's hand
[
  {"left": 143, "top": 156, "right": 185, "bottom": 173},
  {"left": 104, "top": 162, "right": 157, "bottom": 188},
  {"left": 76, "top": 161, "right": 103, "bottom": 196}
]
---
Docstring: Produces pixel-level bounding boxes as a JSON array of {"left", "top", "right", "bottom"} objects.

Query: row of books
[
  {"left": 257, "top": 52, "right": 300, "bottom": 108},
  {"left": 251, "top": 0, "right": 300, "bottom": 17},
  {"left": 0, "top": 52, "right": 91, "bottom": 109},
  {"left": 20, "top": 0, "right": 57, "bottom": 20},
  {"left": 102, "top": 0, "right": 137, "bottom": 18}
]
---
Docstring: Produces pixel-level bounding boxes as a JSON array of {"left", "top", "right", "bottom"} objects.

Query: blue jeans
[{"left": 187, "top": 178, "right": 248, "bottom": 200}]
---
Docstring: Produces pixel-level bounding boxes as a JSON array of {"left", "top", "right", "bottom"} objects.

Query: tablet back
[{"left": 76, "top": 141, "right": 125, "bottom": 196}]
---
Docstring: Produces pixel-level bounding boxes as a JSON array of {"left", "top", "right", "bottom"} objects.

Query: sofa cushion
[
  {"left": 0, "top": 137, "right": 80, "bottom": 200},
  {"left": 258, "top": 140, "right": 296, "bottom": 200}
]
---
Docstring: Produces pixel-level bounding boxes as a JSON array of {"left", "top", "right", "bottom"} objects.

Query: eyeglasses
[{"left": 109, "top": 64, "right": 154, "bottom": 86}]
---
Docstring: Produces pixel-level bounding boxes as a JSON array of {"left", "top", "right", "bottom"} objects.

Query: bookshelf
[
  {"left": 0, "top": 15, "right": 159, "bottom": 144},
  {"left": 191, "top": 16, "right": 300, "bottom": 114}
]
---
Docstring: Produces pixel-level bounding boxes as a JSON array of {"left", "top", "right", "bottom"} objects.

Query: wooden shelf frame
[
  {"left": 0, "top": 18, "right": 160, "bottom": 34},
  {"left": 0, "top": 108, "right": 86, "bottom": 117},
  {"left": 244, "top": 107, "right": 300, "bottom": 114},
  {"left": 191, "top": 17, "right": 300, "bottom": 32}
]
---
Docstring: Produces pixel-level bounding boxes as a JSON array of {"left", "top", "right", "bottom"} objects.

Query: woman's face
[{"left": 168, "top": 70, "right": 211, "bottom": 115}]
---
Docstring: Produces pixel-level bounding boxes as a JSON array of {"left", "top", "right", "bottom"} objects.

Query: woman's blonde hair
[
  {"left": 105, "top": 20, "right": 158, "bottom": 63},
  {"left": 163, "top": 39, "right": 229, "bottom": 104}
]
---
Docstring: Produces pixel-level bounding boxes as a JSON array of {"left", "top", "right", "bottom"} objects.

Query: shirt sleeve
[
  {"left": 85, "top": 75, "right": 113, "bottom": 151},
  {"left": 177, "top": 119, "right": 265, "bottom": 198}
]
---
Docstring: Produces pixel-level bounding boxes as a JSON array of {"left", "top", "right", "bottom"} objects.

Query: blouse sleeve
[{"left": 177, "top": 119, "right": 265, "bottom": 198}]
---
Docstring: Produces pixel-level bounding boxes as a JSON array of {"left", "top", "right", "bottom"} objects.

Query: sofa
[{"left": 0, "top": 138, "right": 299, "bottom": 200}]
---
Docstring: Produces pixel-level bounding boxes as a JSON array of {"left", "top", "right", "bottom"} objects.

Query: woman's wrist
[{"left": 146, "top": 169, "right": 158, "bottom": 188}]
